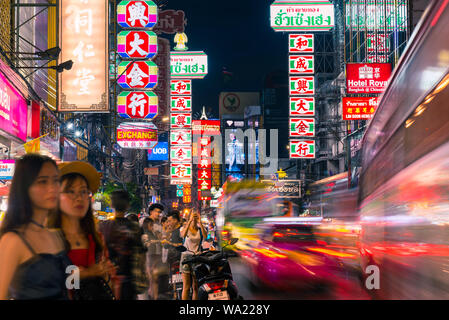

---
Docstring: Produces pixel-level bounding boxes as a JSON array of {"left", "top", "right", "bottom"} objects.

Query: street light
[{"left": 6, "top": 46, "right": 62, "bottom": 61}]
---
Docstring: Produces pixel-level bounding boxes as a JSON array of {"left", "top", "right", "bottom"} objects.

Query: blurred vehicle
[
  {"left": 240, "top": 218, "right": 348, "bottom": 292},
  {"left": 358, "top": 0, "right": 449, "bottom": 299}
]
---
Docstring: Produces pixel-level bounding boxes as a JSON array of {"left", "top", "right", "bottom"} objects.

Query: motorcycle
[
  {"left": 176, "top": 238, "right": 243, "bottom": 300},
  {"left": 169, "top": 260, "right": 183, "bottom": 300}
]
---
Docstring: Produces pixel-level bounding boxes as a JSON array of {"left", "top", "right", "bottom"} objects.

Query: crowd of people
[{"left": 0, "top": 153, "right": 211, "bottom": 300}]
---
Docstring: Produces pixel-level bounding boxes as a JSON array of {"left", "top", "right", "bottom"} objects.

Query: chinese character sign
[
  {"left": 289, "top": 34, "right": 314, "bottom": 53},
  {"left": 117, "top": 91, "right": 158, "bottom": 119},
  {"left": 170, "top": 79, "right": 192, "bottom": 95},
  {"left": 289, "top": 55, "right": 314, "bottom": 74},
  {"left": 171, "top": 113, "right": 192, "bottom": 128},
  {"left": 117, "top": 0, "right": 158, "bottom": 29},
  {"left": 290, "top": 140, "right": 315, "bottom": 159},
  {"left": 170, "top": 96, "right": 192, "bottom": 112},
  {"left": 290, "top": 97, "right": 315, "bottom": 116},
  {"left": 171, "top": 146, "right": 192, "bottom": 162},
  {"left": 290, "top": 118, "right": 315, "bottom": 137},
  {"left": 290, "top": 76, "right": 314, "bottom": 95},
  {"left": 170, "top": 129, "right": 192, "bottom": 145},
  {"left": 170, "top": 163, "right": 192, "bottom": 179},
  {"left": 117, "top": 61, "right": 158, "bottom": 89},
  {"left": 117, "top": 31, "right": 158, "bottom": 59},
  {"left": 170, "top": 51, "right": 208, "bottom": 79},
  {"left": 271, "top": 1, "right": 335, "bottom": 32},
  {"left": 59, "top": 0, "right": 108, "bottom": 112}
]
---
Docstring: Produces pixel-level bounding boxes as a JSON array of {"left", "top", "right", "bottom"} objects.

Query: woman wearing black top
[{"left": 0, "top": 154, "right": 71, "bottom": 300}]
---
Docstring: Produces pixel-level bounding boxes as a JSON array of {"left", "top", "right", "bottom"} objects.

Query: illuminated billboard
[
  {"left": 170, "top": 96, "right": 192, "bottom": 112},
  {"left": 116, "top": 122, "right": 158, "bottom": 149},
  {"left": 117, "top": 30, "right": 158, "bottom": 59},
  {"left": 117, "top": 91, "right": 158, "bottom": 119},
  {"left": 289, "top": 76, "right": 315, "bottom": 95},
  {"left": 170, "top": 79, "right": 192, "bottom": 95},
  {"left": 117, "top": 0, "right": 158, "bottom": 29},
  {"left": 342, "top": 97, "right": 378, "bottom": 120},
  {"left": 289, "top": 140, "right": 315, "bottom": 159},
  {"left": 289, "top": 55, "right": 314, "bottom": 74},
  {"left": 117, "top": 61, "right": 158, "bottom": 89},
  {"left": 289, "top": 97, "right": 315, "bottom": 116},
  {"left": 346, "top": 63, "right": 391, "bottom": 94},
  {"left": 59, "top": 0, "right": 108, "bottom": 112},
  {"left": 289, "top": 34, "right": 314, "bottom": 53},
  {"left": 289, "top": 118, "right": 315, "bottom": 137},
  {"left": 170, "top": 51, "right": 208, "bottom": 79}
]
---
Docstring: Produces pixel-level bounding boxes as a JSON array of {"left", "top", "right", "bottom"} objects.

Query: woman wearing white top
[{"left": 180, "top": 211, "right": 207, "bottom": 300}]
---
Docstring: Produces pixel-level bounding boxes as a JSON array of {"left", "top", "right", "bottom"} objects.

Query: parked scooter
[
  {"left": 176, "top": 238, "right": 243, "bottom": 300},
  {"left": 169, "top": 260, "right": 183, "bottom": 300}
]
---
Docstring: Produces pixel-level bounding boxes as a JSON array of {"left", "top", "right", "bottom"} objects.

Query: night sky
[{"left": 162, "top": 0, "right": 288, "bottom": 118}]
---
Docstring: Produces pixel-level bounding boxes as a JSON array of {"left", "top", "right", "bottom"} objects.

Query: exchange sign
[
  {"left": 290, "top": 118, "right": 315, "bottom": 137},
  {"left": 170, "top": 113, "right": 192, "bottom": 128},
  {"left": 117, "top": 31, "right": 158, "bottom": 59},
  {"left": 342, "top": 97, "right": 379, "bottom": 120},
  {"left": 117, "top": 122, "right": 157, "bottom": 149},
  {"left": 170, "top": 129, "right": 192, "bottom": 145},
  {"left": 289, "top": 140, "right": 315, "bottom": 159},
  {"left": 117, "top": 61, "right": 158, "bottom": 89},
  {"left": 117, "top": 0, "right": 158, "bottom": 29},
  {"left": 117, "top": 91, "right": 158, "bottom": 119},
  {"left": 170, "top": 51, "right": 208, "bottom": 79},
  {"left": 289, "top": 55, "right": 314, "bottom": 74},
  {"left": 271, "top": 0, "right": 335, "bottom": 32},
  {"left": 290, "top": 97, "right": 315, "bottom": 116},
  {"left": 290, "top": 76, "right": 314, "bottom": 95},
  {"left": 289, "top": 34, "right": 314, "bottom": 53},
  {"left": 170, "top": 79, "right": 192, "bottom": 95},
  {"left": 346, "top": 63, "right": 391, "bottom": 94},
  {"left": 170, "top": 146, "right": 192, "bottom": 162},
  {"left": 170, "top": 96, "right": 192, "bottom": 112}
]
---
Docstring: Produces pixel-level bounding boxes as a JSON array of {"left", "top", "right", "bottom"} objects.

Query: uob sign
[{"left": 148, "top": 142, "right": 168, "bottom": 160}]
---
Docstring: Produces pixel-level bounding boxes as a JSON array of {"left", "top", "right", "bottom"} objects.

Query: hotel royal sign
[{"left": 59, "top": 0, "right": 108, "bottom": 112}]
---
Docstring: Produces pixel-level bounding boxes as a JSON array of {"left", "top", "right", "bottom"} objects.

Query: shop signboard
[
  {"left": 117, "top": 31, "right": 158, "bottom": 59},
  {"left": 170, "top": 129, "right": 192, "bottom": 145},
  {"left": 289, "top": 34, "right": 314, "bottom": 53},
  {"left": 170, "top": 145, "right": 192, "bottom": 162},
  {"left": 289, "top": 76, "right": 315, "bottom": 95},
  {"left": 342, "top": 97, "right": 379, "bottom": 120},
  {"left": 117, "top": 61, "right": 158, "bottom": 89},
  {"left": 262, "top": 179, "right": 302, "bottom": 198},
  {"left": 116, "top": 122, "right": 157, "bottom": 149},
  {"left": 170, "top": 79, "right": 192, "bottom": 95},
  {"left": 271, "top": 0, "right": 335, "bottom": 32},
  {"left": 147, "top": 141, "right": 168, "bottom": 160},
  {"left": 117, "top": 0, "right": 158, "bottom": 29},
  {"left": 290, "top": 118, "right": 315, "bottom": 137},
  {"left": 346, "top": 63, "right": 391, "bottom": 94},
  {"left": 170, "top": 113, "right": 192, "bottom": 128},
  {"left": 117, "top": 91, "right": 158, "bottom": 119},
  {"left": 289, "top": 97, "right": 315, "bottom": 116},
  {"left": 289, "top": 140, "right": 315, "bottom": 159},
  {"left": 170, "top": 51, "right": 208, "bottom": 79},
  {"left": 170, "top": 163, "right": 192, "bottom": 179},
  {"left": 0, "top": 160, "right": 15, "bottom": 180}
]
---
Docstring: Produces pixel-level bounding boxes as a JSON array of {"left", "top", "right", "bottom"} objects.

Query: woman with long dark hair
[
  {"left": 48, "top": 161, "right": 116, "bottom": 300},
  {"left": 0, "top": 154, "right": 71, "bottom": 300}
]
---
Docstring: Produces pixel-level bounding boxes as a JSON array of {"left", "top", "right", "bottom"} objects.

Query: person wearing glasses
[{"left": 48, "top": 161, "right": 116, "bottom": 299}]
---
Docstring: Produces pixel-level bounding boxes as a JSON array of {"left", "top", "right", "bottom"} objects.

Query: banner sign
[
  {"left": 170, "top": 96, "right": 192, "bottom": 112},
  {"left": 170, "top": 113, "right": 192, "bottom": 128},
  {"left": 0, "top": 61, "right": 27, "bottom": 141},
  {"left": 170, "top": 129, "right": 192, "bottom": 145},
  {"left": 271, "top": 0, "right": 335, "bottom": 32},
  {"left": 117, "top": 122, "right": 157, "bottom": 149},
  {"left": 170, "top": 163, "right": 192, "bottom": 179},
  {"left": 346, "top": 63, "right": 391, "bottom": 94},
  {"left": 170, "top": 51, "right": 208, "bottom": 79},
  {"left": 0, "top": 160, "right": 15, "bottom": 180},
  {"left": 290, "top": 118, "right": 315, "bottom": 137},
  {"left": 290, "top": 76, "right": 314, "bottom": 95},
  {"left": 289, "top": 140, "right": 315, "bottom": 159},
  {"left": 117, "top": 91, "right": 158, "bottom": 119},
  {"left": 117, "top": 0, "right": 158, "bottom": 29},
  {"left": 117, "top": 61, "right": 158, "bottom": 89},
  {"left": 289, "top": 34, "right": 314, "bottom": 53},
  {"left": 117, "top": 31, "right": 157, "bottom": 59},
  {"left": 59, "top": 0, "right": 108, "bottom": 112},
  {"left": 170, "top": 79, "right": 192, "bottom": 95},
  {"left": 289, "top": 55, "right": 314, "bottom": 74},
  {"left": 342, "top": 97, "right": 379, "bottom": 120},
  {"left": 290, "top": 97, "right": 315, "bottom": 116},
  {"left": 147, "top": 141, "right": 168, "bottom": 160}
]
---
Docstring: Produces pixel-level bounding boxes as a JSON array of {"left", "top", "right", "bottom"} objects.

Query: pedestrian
[
  {"left": 0, "top": 154, "right": 71, "bottom": 300},
  {"left": 180, "top": 210, "right": 207, "bottom": 300},
  {"left": 47, "top": 161, "right": 116, "bottom": 300},
  {"left": 146, "top": 203, "right": 164, "bottom": 299},
  {"left": 161, "top": 216, "right": 170, "bottom": 265},
  {"left": 141, "top": 217, "right": 161, "bottom": 299},
  {"left": 99, "top": 189, "right": 143, "bottom": 300},
  {"left": 126, "top": 213, "right": 139, "bottom": 224}
]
